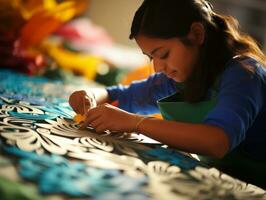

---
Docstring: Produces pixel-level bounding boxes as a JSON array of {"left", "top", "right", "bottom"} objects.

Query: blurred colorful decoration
[
  {"left": 0, "top": 0, "right": 148, "bottom": 85},
  {"left": 15, "top": 0, "right": 88, "bottom": 49},
  {"left": 52, "top": 17, "right": 132, "bottom": 85},
  {"left": 12, "top": 0, "right": 87, "bottom": 20},
  {"left": 0, "top": 0, "right": 94, "bottom": 76},
  {"left": 54, "top": 17, "right": 113, "bottom": 47},
  {"left": 0, "top": 0, "right": 26, "bottom": 72},
  {"left": 41, "top": 41, "right": 105, "bottom": 80}
]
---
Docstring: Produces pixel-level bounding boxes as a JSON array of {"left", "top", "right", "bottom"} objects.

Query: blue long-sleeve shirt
[{"left": 107, "top": 57, "right": 266, "bottom": 160}]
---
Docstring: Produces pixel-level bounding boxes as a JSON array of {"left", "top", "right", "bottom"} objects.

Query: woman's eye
[{"left": 160, "top": 51, "right": 169, "bottom": 59}]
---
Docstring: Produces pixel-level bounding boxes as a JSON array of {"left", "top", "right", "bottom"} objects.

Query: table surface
[{"left": 0, "top": 69, "right": 265, "bottom": 200}]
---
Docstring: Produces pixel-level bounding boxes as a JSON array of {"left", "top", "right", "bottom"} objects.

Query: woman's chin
[{"left": 171, "top": 76, "right": 185, "bottom": 83}]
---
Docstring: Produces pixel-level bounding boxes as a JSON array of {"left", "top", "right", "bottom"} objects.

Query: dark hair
[{"left": 130, "top": 0, "right": 266, "bottom": 102}]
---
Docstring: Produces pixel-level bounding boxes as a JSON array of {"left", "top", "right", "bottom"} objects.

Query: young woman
[{"left": 69, "top": 0, "right": 266, "bottom": 188}]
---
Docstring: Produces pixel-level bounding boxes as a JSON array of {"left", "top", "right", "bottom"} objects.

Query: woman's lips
[{"left": 167, "top": 71, "right": 177, "bottom": 78}]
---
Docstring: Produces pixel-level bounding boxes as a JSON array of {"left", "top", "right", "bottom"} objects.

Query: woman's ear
[{"left": 187, "top": 22, "right": 205, "bottom": 45}]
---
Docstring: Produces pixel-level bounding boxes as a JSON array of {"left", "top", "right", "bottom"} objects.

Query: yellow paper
[{"left": 73, "top": 114, "right": 85, "bottom": 123}]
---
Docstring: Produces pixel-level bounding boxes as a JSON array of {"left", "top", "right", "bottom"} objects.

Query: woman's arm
[
  {"left": 138, "top": 117, "right": 230, "bottom": 158},
  {"left": 70, "top": 73, "right": 176, "bottom": 115},
  {"left": 83, "top": 103, "right": 229, "bottom": 158},
  {"left": 106, "top": 73, "right": 177, "bottom": 114}
]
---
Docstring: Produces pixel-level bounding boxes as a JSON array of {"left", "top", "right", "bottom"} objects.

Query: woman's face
[{"left": 135, "top": 35, "right": 200, "bottom": 82}]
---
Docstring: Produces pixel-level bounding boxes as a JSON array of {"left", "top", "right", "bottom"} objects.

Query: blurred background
[
  {"left": 0, "top": 0, "right": 265, "bottom": 87},
  {"left": 89, "top": 0, "right": 266, "bottom": 50}
]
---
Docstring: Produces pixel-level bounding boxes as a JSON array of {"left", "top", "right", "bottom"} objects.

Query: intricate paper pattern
[{"left": 0, "top": 69, "right": 265, "bottom": 199}]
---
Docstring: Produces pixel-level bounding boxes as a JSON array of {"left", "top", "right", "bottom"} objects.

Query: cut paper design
[
  {"left": 142, "top": 147, "right": 203, "bottom": 170},
  {"left": 170, "top": 167, "right": 266, "bottom": 200},
  {"left": 0, "top": 96, "right": 151, "bottom": 157},
  {"left": 0, "top": 69, "right": 265, "bottom": 199},
  {"left": 0, "top": 69, "right": 99, "bottom": 101},
  {"left": 4, "top": 145, "right": 148, "bottom": 197},
  {"left": 2, "top": 143, "right": 265, "bottom": 199}
]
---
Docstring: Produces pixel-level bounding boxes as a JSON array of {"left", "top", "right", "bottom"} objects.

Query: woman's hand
[
  {"left": 81, "top": 103, "right": 139, "bottom": 133},
  {"left": 68, "top": 90, "right": 96, "bottom": 115}
]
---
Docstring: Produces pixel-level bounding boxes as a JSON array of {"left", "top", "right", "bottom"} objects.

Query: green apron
[{"left": 157, "top": 87, "right": 266, "bottom": 188}]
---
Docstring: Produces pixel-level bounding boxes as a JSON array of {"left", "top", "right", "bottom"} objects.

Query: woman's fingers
[
  {"left": 78, "top": 104, "right": 130, "bottom": 133},
  {"left": 69, "top": 90, "right": 86, "bottom": 114},
  {"left": 80, "top": 116, "right": 107, "bottom": 132},
  {"left": 85, "top": 107, "right": 101, "bottom": 121},
  {"left": 90, "top": 118, "right": 108, "bottom": 133},
  {"left": 80, "top": 107, "right": 102, "bottom": 129},
  {"left": 94, "top": 124, "right": 107, "bottom": 133}
]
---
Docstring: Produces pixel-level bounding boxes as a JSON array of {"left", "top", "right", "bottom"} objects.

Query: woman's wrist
[{"left": 132, "top": 115, "right": 154, "bottom": 133}]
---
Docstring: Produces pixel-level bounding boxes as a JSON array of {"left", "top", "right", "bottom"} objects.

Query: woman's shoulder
[
  {"left": 214, "top": 55, "right": 266, "bottom": 98},
  {"left": 215, "top": 55, "right": 266, "bottom": 106},
  {"left": 221, "top": 55, "right": 266, "bottom": 83}
]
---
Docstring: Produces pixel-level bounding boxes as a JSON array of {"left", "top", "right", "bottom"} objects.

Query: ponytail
[{"left": 212, "top": 13, "right": 266, "bottom": 67}]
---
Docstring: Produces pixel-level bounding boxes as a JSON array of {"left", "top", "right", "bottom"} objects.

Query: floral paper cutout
[
  {"left": 4, "top": 145, "right": 148, "bottom": 197},
  {"left": 0, "top": 69, "right": 265, "bottom": 199}
]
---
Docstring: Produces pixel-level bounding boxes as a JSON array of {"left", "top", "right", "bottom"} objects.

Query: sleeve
[
  {"left": 204, "top": 61, "right": 264, "bottom": 151},
  {"left": 106, "top": 73, "right": 177, "bottom": 114}
]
